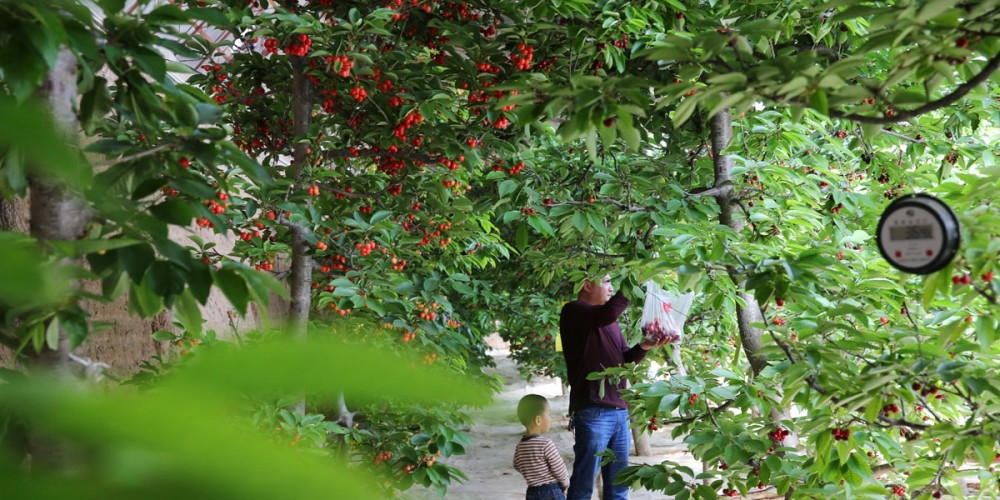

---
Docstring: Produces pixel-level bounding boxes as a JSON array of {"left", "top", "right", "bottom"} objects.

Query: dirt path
[{"left": 407, "top": 348, "right": 704, "bottom": 499}]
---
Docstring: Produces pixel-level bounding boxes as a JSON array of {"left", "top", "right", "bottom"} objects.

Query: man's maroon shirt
[{"left": 559, "top": 290, "right": 648, "bottom": 414}]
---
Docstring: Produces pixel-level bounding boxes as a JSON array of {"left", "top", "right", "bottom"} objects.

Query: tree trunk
[
  {"left": 287, "top": 54, "right": 314, "bottom": 417},
  {"left": 0, "top": 196, "right": 22, "bottom": 232},
  {"left": 631, "top": 424, "right": 652, "bottom": 456},
  {"left": 709, "top": 109, "right": 797, "bottom": 443},
  {"left": 28, "top": 47, "right": 86, "bottom": 373},
  {"left": 26, "top": 46, "right": 87, "bottom": 469}
]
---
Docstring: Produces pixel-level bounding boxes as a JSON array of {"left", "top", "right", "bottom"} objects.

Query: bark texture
[
  {"left": 27, "top": 48, "right": 85, "bottom": 377},
  {"left": 709, "top": 110, "right": 769, "bottom": 377},
  {"left": 24, "top": 46, "right": 85, "bottom": 470},
  {"left": 710, "top": 109, "right": 799, "bottom": 455},
  {"left": 287, "top": 55, "right": 314, "bottom": 417}
]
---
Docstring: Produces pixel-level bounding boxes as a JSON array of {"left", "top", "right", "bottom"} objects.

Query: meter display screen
[
  {"left": 876, "top": 193, "right": 960, "bottom": 275},
  {"left": 889, "top": 225, "right": 933, "bottom": 240}
]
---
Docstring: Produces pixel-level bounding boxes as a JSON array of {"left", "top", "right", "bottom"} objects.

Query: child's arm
[{"left": 544, "top": 439, "right": 570, "bottom": 490}]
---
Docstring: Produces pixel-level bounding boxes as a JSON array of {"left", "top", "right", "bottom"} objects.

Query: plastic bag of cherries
[{"left": 640, "top": 281, "right": 693, "bottom": 345}]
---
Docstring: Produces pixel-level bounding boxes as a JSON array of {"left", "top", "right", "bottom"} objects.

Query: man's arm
[
  {"left": 624, "top": 336, "right": 673, "bottom": 363},
  {"left": 565, "top": 290, "right": 629, "bottom": 328}
]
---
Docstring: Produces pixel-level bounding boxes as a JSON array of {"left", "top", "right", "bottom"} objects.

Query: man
[{"left": 559, "top": 275, "right": 668, "bottom": 500}]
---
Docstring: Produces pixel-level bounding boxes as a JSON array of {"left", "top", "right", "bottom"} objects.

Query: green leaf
[
  {"left": 369, "top": 210, "right": 392, "bottom": 225},
  {"left": 808, "top": 89, "right": 829, "bottom": 116},
  {"left": 129, "top": 279, "right": 164, "bottom": 318},
  {"left": 215, "top": 268, "right": 249, "bottom": 315},
  {"left": 0, "top": 98, "right": 92, "bottom": 189},
  {"left": 119, "top": 244, "right": 156, "bottom": 280},
  {"left": 515, "top": 222, "right": 528, "bottom": 251},
  {"left": 186, "top": 7, "right": 233, "bottom": 27},
  {"left": 152, "top": 330, "right": 178, "bottom": 341},
  {"left": 147, "top": 261, "right": 186, "bottom": 304},
  {"left": 131, "top": 46, "right": 167, "bottom": 82},
  {"left": 498, "top": 179, "right": 518, "bottom": 198},
  {"left": 174, "top": 289, "right": 204, "bottom": 337},
  {"left": 45, "top": 318, "right": 60, "bottom": 350},
  {"left": 150, "top": 199, "right": 197, "bottom": 226}
]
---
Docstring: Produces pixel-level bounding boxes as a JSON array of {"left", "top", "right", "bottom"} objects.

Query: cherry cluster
[
  {"left": 952, "top": 273, "right": 972, "bottom": 285},
  {"left": 914, "top": 382, "right": 941, "bottom": 398},
  {"left": 283, "top": 34, "right": 312, "bottom": 57},
  {"left": 202, "top": 193, "right": 229, "bottom": 215},
  {"left": 772, "top": 316, "right": 786, "bottom": 326},
  {"left": 438, "top": 156, "right": 462, "bottom": 170},
  {"left": 389, "top": 255, "right": 407, "bottom": 271},
  {"left": 881, "top": 403, "right": 900, "bottom": 415},
  {"left": 511, "top": 42, "right": 534, "bottom": 70},
  {"left": 831, "top": 427, "right": 850, "bottom": 441},
  {"left": 392, "top": 109, "right": 423, "bottom": 141},
  {"left": 263, "top": 38, "right": 279, "bottom": 55},
  {"left": 328, "top": 302, "right": 352, "bottom": 316},
  {"left": 416, "top": 302, "right": 439, "bottom": 321},
  {"left": 349, "top": 86, "right": 368, "bottom": 102},
  {"left": 323, "top": 254, "right": 349, "bottom": 273},
  {"left": 372, "top": 451, "right": 393, "bottom": 466},
  {"left": 355, "top": 240, "right": 377, "bottom": 256},
  {"left": 769, "top": 427, "right": 790, "bottom": 443},
  {"left": 475, "top": 62, "right": 502, "bottom": 74},
  {"left": 440, "top": 1, "right": 481, "bottom": 22},
  {"left": 490, "top": 115, "right": 510, "bottom": 129},
  {"left": 325, "top": 55, "right": 353, "bottom": 77},
  {"left": 889, "top": 484, "right": 906, "bottom": 497},
  {"left": 641, "top": 318, "right": 680, "bottom": 343},
  {"left": 647, "top": 414, "right": 659, "bottom": 431}
]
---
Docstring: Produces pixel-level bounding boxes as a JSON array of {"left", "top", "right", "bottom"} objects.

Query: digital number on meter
[{"left": 889, "top": 225, "right": 933, "bottom": 241}]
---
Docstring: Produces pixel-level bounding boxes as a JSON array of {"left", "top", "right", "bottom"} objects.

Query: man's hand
[{"left": 640, "top": 337, "right": 672, "bottom": 350}]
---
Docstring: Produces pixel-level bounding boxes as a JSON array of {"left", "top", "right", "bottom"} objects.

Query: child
[{"left": 513, "top": 394, "right": 569, "bottom": 500}]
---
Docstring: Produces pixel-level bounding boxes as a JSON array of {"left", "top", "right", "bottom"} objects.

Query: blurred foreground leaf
[
  {"left": 0, "top": 232, "right": 68, "bottom": 308},
  {"left": 0, "top": 380, "right": 378, "bottom": 500},
  {"left": 162, "top": 334, "right": 491, "bottom": 406},
  {"left": 0, "top": 335, "right": 489, "bottom": 498},
  {"left": 0, "top": 97, "right": 92, "bottom": 190}
]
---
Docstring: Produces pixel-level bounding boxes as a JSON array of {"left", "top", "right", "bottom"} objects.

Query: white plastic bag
[{"left": 641, "top": 280, "right": 694, "bottom": 375}]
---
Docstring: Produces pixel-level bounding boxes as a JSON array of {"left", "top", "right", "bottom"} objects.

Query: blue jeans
[
  {"left": 567, "top": 406, "right": 630, "bottom": 500},
  {"left": 526, "top": 482, "right": 566, "bottom": 500}
]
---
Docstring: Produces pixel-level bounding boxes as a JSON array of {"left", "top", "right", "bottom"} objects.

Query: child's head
[{"left": 517, "top": 394, "right": 552, "bottom": 433}]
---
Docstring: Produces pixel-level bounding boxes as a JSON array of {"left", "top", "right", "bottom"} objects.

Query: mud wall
[{"left": 0, "top": 194, "right": 282, "bottom": 377}]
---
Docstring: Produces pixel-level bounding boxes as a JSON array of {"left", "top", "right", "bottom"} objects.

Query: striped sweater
[{"left": 513, "top": 435, "right": 569, "bottom": 489}]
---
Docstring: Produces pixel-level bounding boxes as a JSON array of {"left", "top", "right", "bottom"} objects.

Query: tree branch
[
  {"left": 685, "top": 182, "right": 733, "bottom": 199},
  {"left": 830, "top": 50, "right": 1000, "bottom": 124},
  {"left": 323, "top": 148, "right": 440, "bottom": 164},
  {"left": 95, "top": 143, "right": 178, "bottom": 168}
]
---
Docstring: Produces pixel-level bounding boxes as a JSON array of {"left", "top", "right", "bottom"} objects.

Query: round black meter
[{"left": 876, "top": 194, "right": 960, "bottom": 274}]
